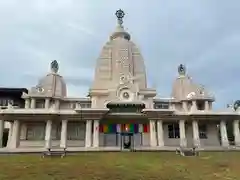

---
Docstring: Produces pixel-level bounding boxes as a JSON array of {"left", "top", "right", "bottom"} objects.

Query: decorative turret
[
  {"left": 89, "top": 10, "right": 156, "bottom": 108},
  {"left": 171, "top": 64, "right": 214, "bottom": 112},
  {"left": 27, "top": 60, "right": 67, "bottom": 98}
]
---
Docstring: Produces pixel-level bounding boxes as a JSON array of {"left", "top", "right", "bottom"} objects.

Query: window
[
  {"left": 26, "top": 125, "right": 45, "bottom": 140},
  {"left": 168, "top": 123, "right": 180, "bottom": 138},
  {"left": 67, "top": 123, "right": 85, "bottom": 140},
  {"left": 0, "top": 99, "right": 8, "bottom": 106},
  {"left": 197, "top": 101, "right": 205, "bottom": 110},
  {"left": 154, "top": 103, "right": 169, "bottom": 109},
  {"left": 36, "top": 100, "right": 45, "bottom": 108},
  {"left": 199, "top": 124, "right": 207, "bottom": 139}
]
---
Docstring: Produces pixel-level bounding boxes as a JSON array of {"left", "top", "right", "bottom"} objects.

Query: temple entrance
[{"left": 120, "top": 132, "right": 134, "bottom": 151}]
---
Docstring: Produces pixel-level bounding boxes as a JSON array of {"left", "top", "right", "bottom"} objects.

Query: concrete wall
[
  {"left": 16, "top": 121, "right": 221, "bottom": 148},
  {"left": 163, "top": 122, "right": 220, "bottom": 147},
  {"left": 200, "top": 122, "right": 220, "bottom": 146}
]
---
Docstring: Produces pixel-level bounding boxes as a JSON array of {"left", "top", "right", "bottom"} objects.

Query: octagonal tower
[{"left": 89, "top": 10, "right": 156, "bottom": 108}]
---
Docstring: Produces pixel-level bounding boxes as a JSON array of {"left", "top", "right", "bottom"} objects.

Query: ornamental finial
[
  {"left": 234, "top": 100, "right": 240, "bottom": 111},
  {"left": 51, "top": 60, "right": 59, "bottom": 73},
  {"left": 115, "top": 9, "right": 125, "bottom": 26},
  {"left": 178, "top": 64, "right": 186, "bottom": 76}
]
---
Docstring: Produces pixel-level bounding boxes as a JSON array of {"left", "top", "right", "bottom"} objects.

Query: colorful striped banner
[
  {"left": 122, "top": 124, "right": 139, "bottom": 133},
  {"left": 99, "top": 124, "right": 117, "bottom": 133},
  {"left": 99, "top": 123, "right": 150, "bottom": 133},
  {"left": 143, "top": 124, "right": 150, "bottom": 133}
]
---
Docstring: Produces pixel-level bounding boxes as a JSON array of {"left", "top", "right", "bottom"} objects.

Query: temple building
[{"left": 0, "top": 10, "right": 240, "bottom": 152}]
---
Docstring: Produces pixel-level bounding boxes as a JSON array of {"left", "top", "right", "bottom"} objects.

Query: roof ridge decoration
[
  {"left": 115, "top": 9, "right": 125, "bottom": 26},
  {"left": 234, "top": 100, "right": 240, "bottom": 111},
  {"left": 178, "top": 64, "right": 186, "bottom": 76},
  {"left": 51, "top": 60, "right": 59, "bottom": 73},
  {"left": 110, "top": 9, "right": 131, "bottom": 41}
]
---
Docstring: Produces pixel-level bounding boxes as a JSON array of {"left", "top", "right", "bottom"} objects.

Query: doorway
[{"left": 120, "top": 132, "right": 134, "bottom": 151}]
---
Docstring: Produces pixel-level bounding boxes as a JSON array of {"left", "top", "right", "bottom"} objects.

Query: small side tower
[
  {"left": 22, "top": 60, "right": 67, "bottom": 110},
  {"left": 171, "top": 64, "right": 214, "bottom": 112}
]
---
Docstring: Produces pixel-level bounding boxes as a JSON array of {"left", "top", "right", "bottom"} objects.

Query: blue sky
[{"left": 0, "top": 0, "right": 239, "bottom": 109}]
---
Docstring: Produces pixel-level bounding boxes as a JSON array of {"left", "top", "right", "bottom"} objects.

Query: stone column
[
  {"left": 7, "top": 122, "right": 13, "bottom": 148},
  {"left": 93, "top": 120, "right": 100, "bottom": 148},
  {"left": 45, "top": 120, "right": 52, "bottom": 149},
  {"left": 170, "top": 103, "right": 176, "bottom": 110},
  {"left": 30, "top": 98, "right": 36, "bottom": 109},
  {"left": 91, "top": 97, "right": 97, "bottom": 108},
  {"left": 45, "top": 98, "right": 50, "bottom": 109},
  {"left": 10, "top": 120, "right": 20, "bottom": 148},
  {"left": 85, "top": 120, "right": 92, "bottom": 147},
  {"left": 233, "top": 120, "right": 240, "bottom": 146},
  {"left": 209, "top": 102, "right": 212, "bottom": 110},
  {"left": 220, "top": 120, "right": 229, "bottom": 147},
  {"left": 0, "top": 120, "right": 4, "bottom": 147},
  {"left": 55, "top": 100, "right": 60, "bottom": 110},
  {"left": 25, "top": 99, "right": 30, "bottom": 109},
  {"left": 149, "top": 120, "right": 157, "bottom": 147},
  {"left": 182, "top": 101, "right": 188, "bottom": 112},
  {"left": 179, "top": 120, "right": 187, "bottom": 147},
  {"left": 60, "top": 120, "right": 68, "bottom": 148},
  {"left": 190, "top": 101, "right": 197, "bottom": 112},
  {"left": 192, "top": 120, "right": 200, "bottom": 147},
  {"left": 157, "top": 120, "right": 164, "bottom": 147},
  {"left": 204, "top": 101, "right": 210, "bottom": 111}
]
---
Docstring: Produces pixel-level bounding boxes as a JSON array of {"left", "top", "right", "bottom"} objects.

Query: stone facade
[{"left": 0, "top": 10, "right": 240, "bottom": 152}]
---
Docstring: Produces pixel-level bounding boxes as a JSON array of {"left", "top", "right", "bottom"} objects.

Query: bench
[
  {"left": 176, "top": 147, "right": 199, "bottom": 157},
  {"left": 42, "top": 148, "right": 67, "bottom": 158}
]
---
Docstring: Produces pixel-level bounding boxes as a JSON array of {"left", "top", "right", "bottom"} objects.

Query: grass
[{"left": 0, "top": 152, "right": 239, "bottom": 180}]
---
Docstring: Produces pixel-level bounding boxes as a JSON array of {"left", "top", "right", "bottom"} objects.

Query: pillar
[
  {"left": 55, "top": 100, "right": 60, "bottom": 110},
  {"left": 179, "top": 120, "right": 187, "bottom": 147},
  {"left": 149, "top": 120, "right": 157, "bottom": 147},
  {"left": 190, "top": 101, "right": 197, "bottom": 112},
  {"left": 25, "top": 99, "right": 30, "bottom": 109},
  {"left": 7, "top": 122, "right": 13, "bottom": 148},
  {"left": 60, "top": 120, "right": 68, "bottom": 148},
  {"left": 182, "top": 101, "right": 188, "bottom": 112},
  {"left": 220, "top": 120, "right": 229, "bottom": 147},
  {"left": 205, "top": 101, "right": 210, "bottom": 111},
  {"left": 233, "top": 120, "right": 240, "bottom": 146},
  {"left": 157, "top": 120, "right": 164, "bottom": 147},
  {"left": 10, "top": 120, "right": 20, "bottom": 148},
  {"left": 30, "top": 98, "right": 36, "bottom": 109},
  {"left": 93, "top": 120, "right": 99, "bottom": 148},
  {"left": 45, "top": 98, "right": 50, "bottom": 109},
  {"left": 192, "top": 120, "right": 200, "bottom": 147},
  {"left": 45, "top": 120, "right": 52, "bottom": 149},
  {"left": 209, "top": 102, "right": 212, "bottom": 110},
  {"left": 0, "top": 120, "right": 4, "bottom": 147},
  {"left": 85, "top": 120, "right": 92, "bottom": 147}
]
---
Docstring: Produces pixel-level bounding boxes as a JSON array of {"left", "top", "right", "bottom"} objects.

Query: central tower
[{"left": 89, "top": 10, "right": 156, "bottom": 108}]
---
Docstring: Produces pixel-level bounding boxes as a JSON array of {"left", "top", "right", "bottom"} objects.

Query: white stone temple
[{"left": 0, "top": 9, "right": 240, "bottom": 152}]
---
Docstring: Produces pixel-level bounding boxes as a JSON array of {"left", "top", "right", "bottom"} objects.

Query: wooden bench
[
  {"left": 42, "top": 148, "right": 67, "bottom": 158},
  {"left": 176, "top": 147, "right": 199, "bottom": 157}
]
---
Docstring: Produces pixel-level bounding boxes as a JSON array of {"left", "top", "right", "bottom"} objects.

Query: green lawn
[{"left": 0, "top": 152, "right": 239, "bottom": 180}]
